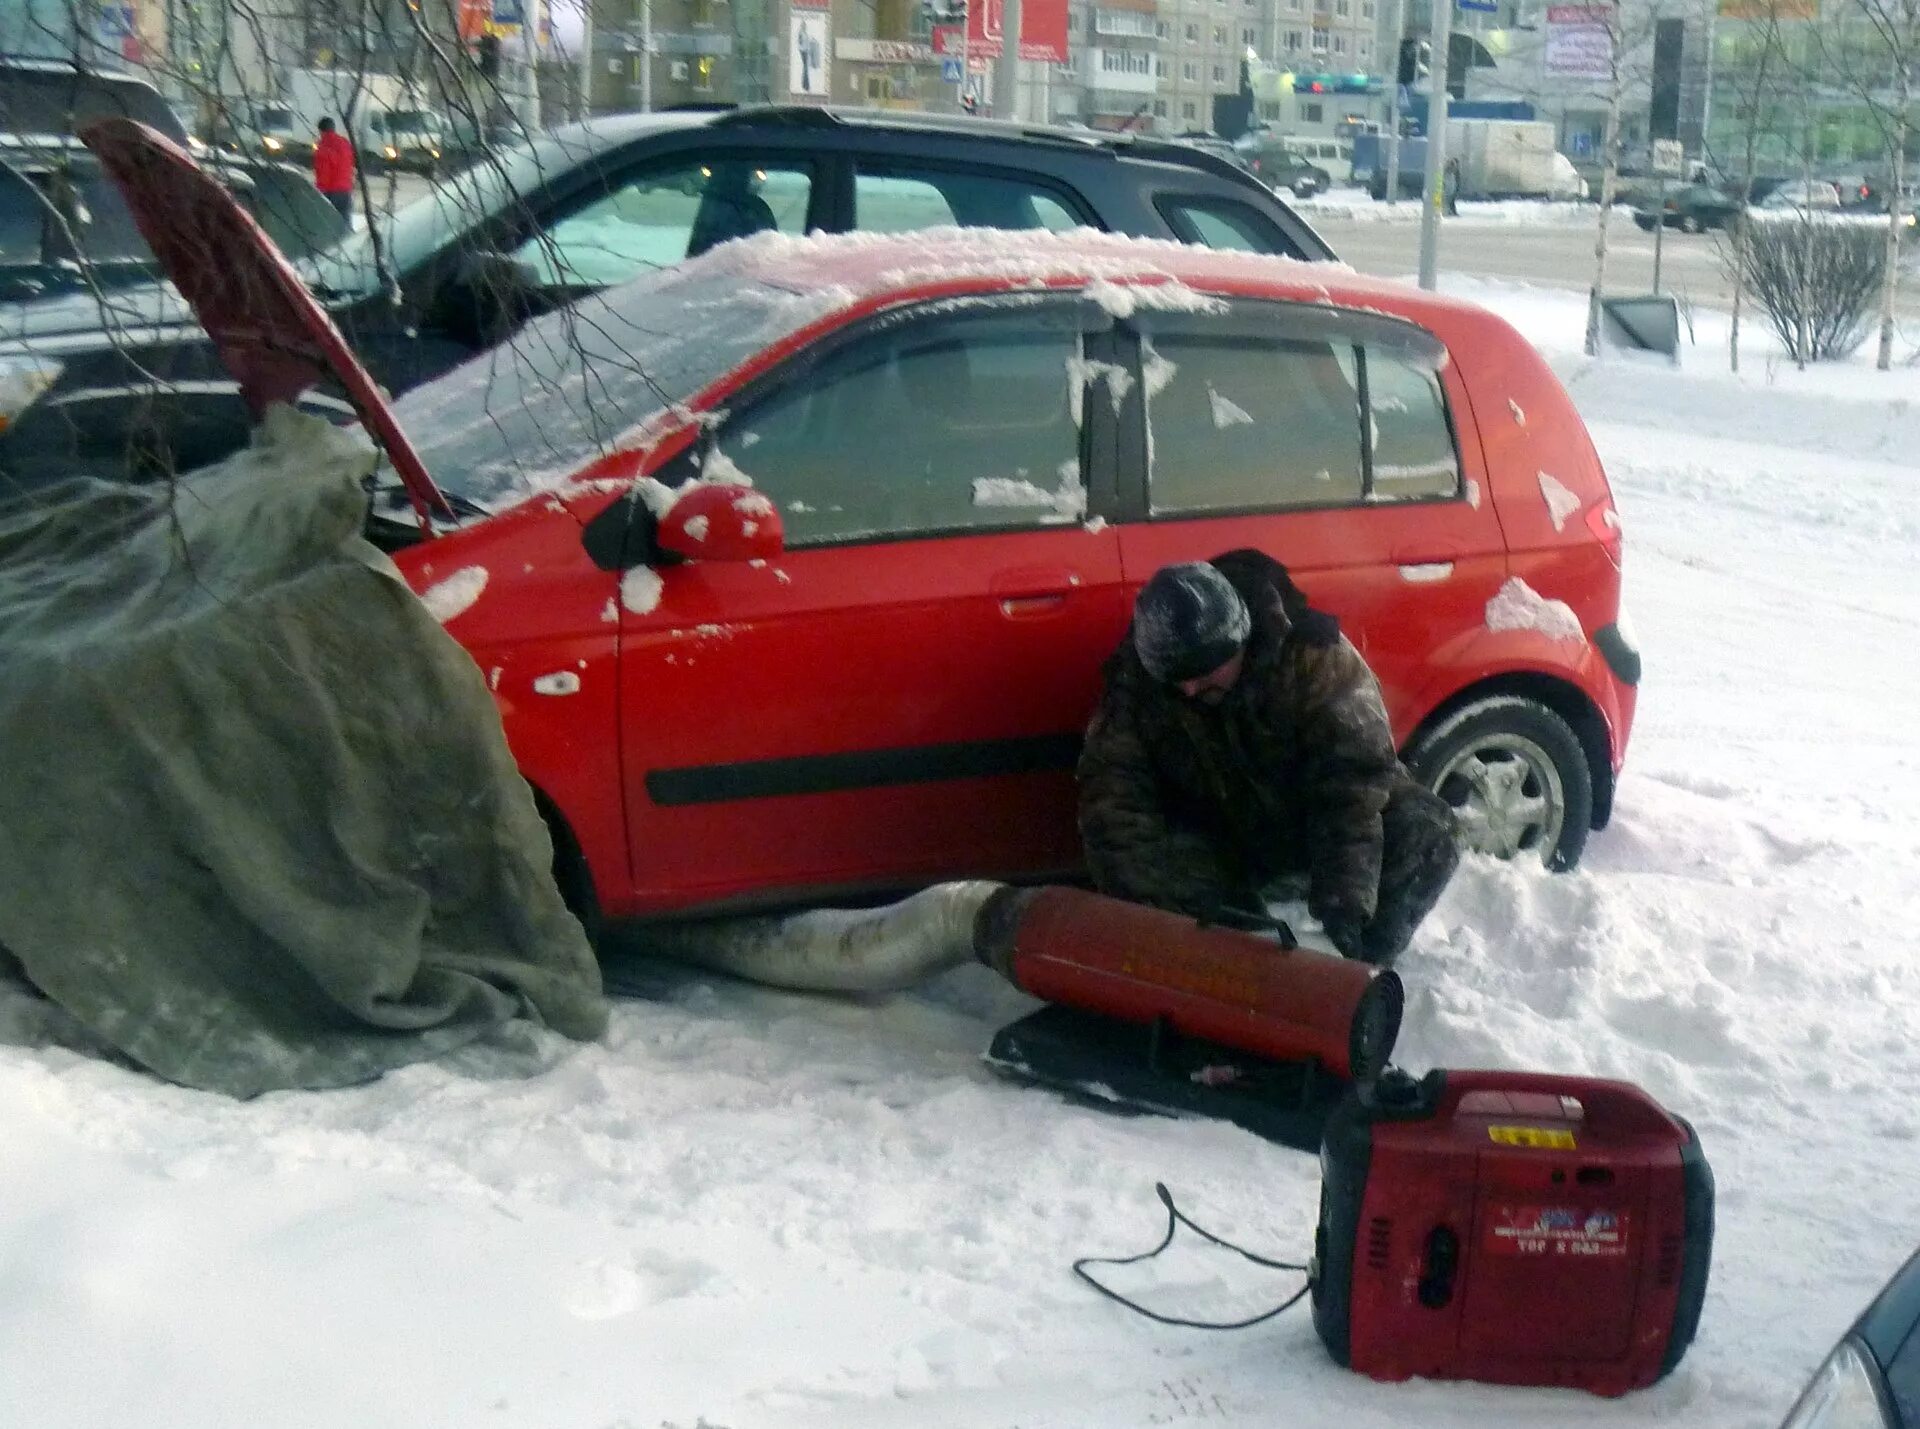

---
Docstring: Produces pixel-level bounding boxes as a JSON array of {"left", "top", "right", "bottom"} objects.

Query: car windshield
[
  {"left": 308, "top": 122, "right": 671, "bottom": 295},
  {"left": 390, "top": 246, "right": 858, "bottom": 507},
  {"left": 254, "top": 106, "right": 294, "bottom": 129},
  {"left": 382, "top": 110, "right": 436, "bottom": 135}
]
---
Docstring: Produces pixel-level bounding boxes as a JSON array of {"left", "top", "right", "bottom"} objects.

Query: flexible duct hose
[{"left": 636, "top": 881, "right": 1008, "bottom": 994}]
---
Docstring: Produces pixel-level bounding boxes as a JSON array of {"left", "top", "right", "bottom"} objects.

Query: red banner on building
[
  {"left": 1019, "top": 0, "right": 1068, "bottom": 63},
  {"left": 938, "top": 0, "right": 1066, "bottom": 63}
]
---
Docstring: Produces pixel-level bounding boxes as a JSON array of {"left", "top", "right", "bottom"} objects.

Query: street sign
[
  {"left": 942, "top": 55, "right": 963, "bottom": 81},
  {"left": 1458, "top": 0, "right": 1499, "bottom": 12},
  {"left": 1651, "top": 138, "right": 1685, "bottom": 176}
]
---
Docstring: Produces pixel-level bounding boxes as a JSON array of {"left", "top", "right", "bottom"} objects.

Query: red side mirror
[{"left": 657, "top": 482, "right": 784, "bottom": 564}]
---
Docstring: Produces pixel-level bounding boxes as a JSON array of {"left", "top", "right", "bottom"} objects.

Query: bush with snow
[{"left": 1723, "top": 216, "right": 1888, "bottom": 362}]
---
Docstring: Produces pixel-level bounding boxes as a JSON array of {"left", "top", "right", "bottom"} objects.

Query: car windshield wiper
[{"left": 364, "top": 471, "right": 489, "bottom": 521}]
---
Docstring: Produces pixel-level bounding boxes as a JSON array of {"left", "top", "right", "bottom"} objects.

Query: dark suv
[{"left": 0, "top": 105, "right": 1333, "bottom": 488}]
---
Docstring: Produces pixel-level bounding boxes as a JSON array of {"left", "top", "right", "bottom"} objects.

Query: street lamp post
[
  {"left": 1384, "top": 0, "right": 1407, "bottom": 203},
  {"left": 995, "top": 0, "right": 1023, "bottom": 118},
  {"left": 1416, "top": 0, "right": 1451, "bottom": 289}
]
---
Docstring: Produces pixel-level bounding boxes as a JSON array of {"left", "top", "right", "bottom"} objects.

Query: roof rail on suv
[{"left": 703, "top": 105, "right": 1273, "bottom": 191}]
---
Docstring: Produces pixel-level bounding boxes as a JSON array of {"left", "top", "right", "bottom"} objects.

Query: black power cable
[{"left": 1073, "top": 1183, "right": 1312, "bottom": 1331}]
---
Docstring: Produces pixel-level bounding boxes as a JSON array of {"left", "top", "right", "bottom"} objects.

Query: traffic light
[{"left": 475, "top": 33, "right": 501, "bottom": 80}]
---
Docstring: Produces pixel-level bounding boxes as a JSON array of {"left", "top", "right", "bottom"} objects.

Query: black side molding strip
[{"left": 646, "top": 732, "right": 1083, "bottom": 807}]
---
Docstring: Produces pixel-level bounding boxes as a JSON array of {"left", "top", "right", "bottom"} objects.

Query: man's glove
[{"left": 1316, "top": 907, "right": 1369, "bottom": 961}]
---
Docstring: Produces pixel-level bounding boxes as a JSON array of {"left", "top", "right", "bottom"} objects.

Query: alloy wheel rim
[{"left": 1431, "top": 733, "right": 1566, "bottom": 862}]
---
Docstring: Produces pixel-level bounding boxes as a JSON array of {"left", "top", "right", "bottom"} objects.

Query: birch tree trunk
[{"left": 1583, "top": 0, "right": 1627, "bottom": 358}]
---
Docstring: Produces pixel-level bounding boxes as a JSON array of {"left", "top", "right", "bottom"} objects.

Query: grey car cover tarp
[{"left": 0, "top": 406, "right": 607, "bottom": 1096}]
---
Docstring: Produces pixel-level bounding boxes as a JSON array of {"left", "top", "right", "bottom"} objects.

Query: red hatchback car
[{"left": 96, "top": 122, "right": 1637, "bottom": 933}]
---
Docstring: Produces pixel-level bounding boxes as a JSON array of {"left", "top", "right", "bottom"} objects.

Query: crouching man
[{"left": 1077, "top": 550, "right": 1460, "bottom": 966}]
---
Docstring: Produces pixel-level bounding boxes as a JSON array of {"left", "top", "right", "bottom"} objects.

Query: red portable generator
[{"left": 1311, "top": 1068, "right": 1713, "bottom": 1396}]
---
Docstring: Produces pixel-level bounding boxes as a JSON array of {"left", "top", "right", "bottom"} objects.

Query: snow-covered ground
[{"left": 4, "top": 276, "right": 1920, "bottom": 1429}]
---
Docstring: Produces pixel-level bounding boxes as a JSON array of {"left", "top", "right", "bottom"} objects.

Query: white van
[{"left": 1282, "top": 136, "right": 1354, "bottom": 186}]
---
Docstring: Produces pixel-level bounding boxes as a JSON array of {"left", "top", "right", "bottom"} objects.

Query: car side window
[
  {"left": 1144, "top": 323, "right": 1461, "bottom": 515},
  {"left": 712, "top": 308, "right": 1088, "bottom": 547},
  {"left": 1145, "top": 331, "right": 1364, "bottom": 513},
  {"left": 853, "top": 165, "right": 1093, "bottom": 235},
  {"left": 35, "top": 170, "right": 151, "bottom": 266},
  {"left": 1156, "top": 196, "right": 1302, "bottom": 257},
  {"left": 511, "top": 158, "right": 813, "bottom": 288}
]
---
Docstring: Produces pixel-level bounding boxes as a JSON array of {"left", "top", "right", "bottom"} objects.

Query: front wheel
[
  {"left": 1679, "top": 213, "right": 1704, "bottom": 234},
  {"left": 1404, "top": 696, "right": 1594, "bottom": 871}
]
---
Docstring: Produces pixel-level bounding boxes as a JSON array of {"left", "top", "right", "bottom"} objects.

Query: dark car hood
[{"left": 77, "top": 118, "right": 449, "bottom": 528}]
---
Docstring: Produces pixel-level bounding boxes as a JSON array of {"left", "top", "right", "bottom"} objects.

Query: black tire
[
  {"left": 534, "top": 794, "right": 603, "bottom": 949},
  {"left": 1404, "top": 695, "right": 1594, "bottom": 871}
]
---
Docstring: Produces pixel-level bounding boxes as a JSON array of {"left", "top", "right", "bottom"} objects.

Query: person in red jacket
[{"left": 313, "top": 117, "right": 355, "bottom": 222}]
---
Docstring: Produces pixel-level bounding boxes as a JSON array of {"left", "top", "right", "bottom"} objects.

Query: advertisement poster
[
  {"left": 1019, "top": 0, "right": 1068, "bottom": 63},
  {"left": 1545, "top": 5, "right": 1613, "bottom": 79},
  {"left": 789, "top": 8, "right": 830, "bottom": 99}
]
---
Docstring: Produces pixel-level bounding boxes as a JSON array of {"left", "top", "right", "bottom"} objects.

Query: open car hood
[{"left": 80, "top": 118, "right": 451, "bottom": 529}]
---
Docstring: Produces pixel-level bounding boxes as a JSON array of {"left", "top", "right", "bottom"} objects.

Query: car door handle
[
  {"left": 991, "top": 567, "right": 1084, "bottom": 599},
  {"left": 991, "top": 567, "right": 1083, "bottom": 619}
]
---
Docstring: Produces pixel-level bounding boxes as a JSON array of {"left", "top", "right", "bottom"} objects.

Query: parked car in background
[
  {"left": 1235, "top": 133, "right": 1333, "bottom": 197},
  {"left": 0, "top": 56, "right": 185, "bottom": 144},
  {"left": 0, "top": 60, "right": 344, "bottom": 304},
  {"left": 96, "top": 122, "right": 1637, "bottom": 913},
  {"left": 0, "top": 105, "right": 1333, "bottom": 486},
  {"left": 1759, "top": 178, "right": 1843, "bottom": 212},
  {"left": 0, "top": 141, "right": 345, "bottom": 302},
  {"left": 1632, "top": 182, "right": 1744, "bottom": 234},
  {"left": 1777, "top": 1244, "right": 1920, "bottom": 1429}
]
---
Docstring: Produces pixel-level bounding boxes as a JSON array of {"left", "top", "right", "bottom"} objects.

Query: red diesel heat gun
[{"left": 972, "top": 885, "right": 1715, "bottom": 1395}]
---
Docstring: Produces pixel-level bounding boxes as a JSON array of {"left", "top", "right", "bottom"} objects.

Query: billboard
[
  {"left": 1020, "top": 0, "right": 1068, "bottom": 64},
  {"left": 463, "top": 0, "right": 552, "bottom": 45},
  {"left": 1715, "top": 0, "right": 1817, "bottom": 17},
  {"left": 1545, "top": 5, "right": 1612, "bottom": 79},
  {"left": 789, "top": 8, "right": 830, "bottom": 98},
  {"left": 934, "top": 0, "right": 1067, "bottom": 63}
]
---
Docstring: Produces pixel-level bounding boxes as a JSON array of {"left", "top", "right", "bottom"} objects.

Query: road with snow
[
  {"left": 1310, "top": 202, "right": 1920, "bottom": 321},
  {"left": 1, "top": 275, "right": 1916, "bottom": 1429}
]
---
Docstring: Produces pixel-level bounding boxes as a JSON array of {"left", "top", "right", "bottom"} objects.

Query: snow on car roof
[{"left": 693, "top": 225, "right": 1465, "bottom": 318}]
